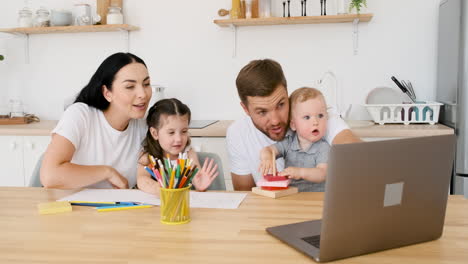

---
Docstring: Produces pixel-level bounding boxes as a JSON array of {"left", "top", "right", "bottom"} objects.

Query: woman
[{"left": 41, "top": 52, "right": 152, "bottom": 189}]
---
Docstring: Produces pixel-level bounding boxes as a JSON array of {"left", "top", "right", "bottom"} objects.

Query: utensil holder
[{"left": 364, "top": 102, "right": 442, "bottom": 125}]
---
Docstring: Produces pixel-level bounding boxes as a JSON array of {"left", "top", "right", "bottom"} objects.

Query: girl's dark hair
[
  {"left": 75, "top": 52, "right": 147, "bottom": 110},
  {"left": 142, "top": 98, "right": 192, "bottom": 161}
]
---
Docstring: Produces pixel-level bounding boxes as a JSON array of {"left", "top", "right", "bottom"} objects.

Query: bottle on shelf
[
  {"left": 33, "top": 6, "right": 50, "bottom": 27},
  {"left": 259, "top": 0, "right": 271, "bottom": 18},
  {"left": 18, "top": 7, "right": 33, "bottom": 28},
  {"left": 107, "top": 5, "right": 123, "bottom": 24},
  {"left": 252, "top": 0, "right": 259, "bottom": 18},
  {"left": 230, "top": 0, "right": 241, "bottom": 19}
]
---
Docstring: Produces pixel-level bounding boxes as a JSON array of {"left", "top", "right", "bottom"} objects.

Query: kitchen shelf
[
  {"left": 0, "top": 24, "right": 139, "bottom": 63},
  {"left": 213, "top": 14, "right": 373, "bottom": 27},
  {"left": 0, "top": 24, "right": 139, "bottom": 34},
  {"left": 214, "top": 14, "right": 373, "bottom": 57}
]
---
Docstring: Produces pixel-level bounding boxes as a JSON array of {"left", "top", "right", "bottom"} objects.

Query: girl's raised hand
[{"left": 192, "top": 157, "right": 219, "bottom": 191}]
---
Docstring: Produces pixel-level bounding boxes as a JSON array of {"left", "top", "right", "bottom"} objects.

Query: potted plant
[
  {"left": 0, "top": 54, "right": 4, "bottom": 61},
  {"left": 349, "top": 0, "right": 367, "bottom": 14}
]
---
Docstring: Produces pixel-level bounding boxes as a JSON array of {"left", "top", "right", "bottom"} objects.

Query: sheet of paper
[
  {"left": 58, "top": 189, "right": 247, "bottom": 209},
  {"left": 190, "top": 192, "right": 247, "bottom": 209},
  {"left": 58, "top": 189, "right": 161, "bottom": 205}
]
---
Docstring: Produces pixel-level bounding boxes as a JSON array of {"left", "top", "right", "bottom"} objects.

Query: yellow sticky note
[{"left": 38, "top": 201, "right": 72, "bottom": 215}]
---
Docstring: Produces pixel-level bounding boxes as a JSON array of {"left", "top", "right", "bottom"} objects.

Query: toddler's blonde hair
[{"left": 289, "top": 87, "right": 327, "bottom": 115}]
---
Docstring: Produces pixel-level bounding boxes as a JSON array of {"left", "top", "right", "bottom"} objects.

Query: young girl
[{"left": 137, "top": 98, "right": 219, "bottom": 196}]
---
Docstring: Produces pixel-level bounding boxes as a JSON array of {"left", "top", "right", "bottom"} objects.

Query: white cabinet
[
  {"left": 0, "top": 136, "right": 24, "bottom": 186},
  {"left": 0, "top": 135, "right": 50, "bottom": 187},
  {"left": 190, "top": 137, "right": 232, "bottom": 191}
]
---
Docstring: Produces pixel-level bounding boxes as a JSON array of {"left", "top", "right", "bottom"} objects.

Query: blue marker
[{"left": 144, "top": 166, "right": 157, "bottom": 180}]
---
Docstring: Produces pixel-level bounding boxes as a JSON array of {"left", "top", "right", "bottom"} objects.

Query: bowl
[{"left": 50, "top": 10, "right": 73, "bottom": 26}]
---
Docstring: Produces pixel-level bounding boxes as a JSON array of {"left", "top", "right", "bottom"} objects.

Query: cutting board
[{"left": 0, "top": 116, "right": 30, "bottom": 125}]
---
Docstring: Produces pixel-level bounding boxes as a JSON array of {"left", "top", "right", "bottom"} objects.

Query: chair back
[{"left": 30, "top": 154, "right": 44, "bottom": 187}]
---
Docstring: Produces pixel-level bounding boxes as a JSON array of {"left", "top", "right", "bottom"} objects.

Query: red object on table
[
  {"left": 264, "top": 174, "right": 288, "bottom": 181},
  {"left": 261, "top": 186, "right": 289, "bottom": 191}
]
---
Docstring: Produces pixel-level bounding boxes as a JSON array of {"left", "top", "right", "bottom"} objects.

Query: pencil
[
  {"left": 97, "top": 205, "right": 153, "bottom": 212},
  {"left": 169, "top": 165, "right": 176, "bottom": 189}
]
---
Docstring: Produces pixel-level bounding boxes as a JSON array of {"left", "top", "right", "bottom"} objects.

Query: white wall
[{"left": 0, "top": 0, "right": 441, "bottom": 121}]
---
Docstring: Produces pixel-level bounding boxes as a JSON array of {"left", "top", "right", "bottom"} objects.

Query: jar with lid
[
  {"left": 34, "top": 7, "right": 50, "bottom": 27},
  {"left": 107, "top": 6, "right": 123, "bottom": 24},
  {"left": 18, "top": 7, "right": 33, "bottom": 28}
]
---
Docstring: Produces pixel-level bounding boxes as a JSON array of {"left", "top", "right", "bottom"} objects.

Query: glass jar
[
  {"left": 18, "top": 8, "right": 33, "bottom": 28},
  {"left": 9, "top": 99, "right": 25, "bottom": 118},
  {"left": 34, "top": 7, "right": 50, "bottom": 27},
  {"left": 107, "top": 6, "right": 123, "bottom": 24}
]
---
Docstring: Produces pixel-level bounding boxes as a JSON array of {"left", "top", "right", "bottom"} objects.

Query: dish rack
[{"left": 364, "top": 102, "right": 442, "bottom": 125}]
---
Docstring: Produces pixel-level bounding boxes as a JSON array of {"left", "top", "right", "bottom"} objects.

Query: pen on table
[
  {"left": 97, "top": 204, "right": 153, "bottom": 212},
  {"left": 70, "top": 201, "right": 139, "bottom": 207}
]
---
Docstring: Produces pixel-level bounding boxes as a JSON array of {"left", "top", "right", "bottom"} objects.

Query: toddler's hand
[
  {"left": 279, "top": 167, "right": 301, "bottom": 180},
  {"left": 192, "top": 158, "right": 219, "bottom": 191}
]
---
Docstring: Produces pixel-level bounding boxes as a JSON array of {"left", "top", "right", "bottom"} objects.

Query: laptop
[{"left": 266, "top": 135, "right": 456, "bottom": 262}]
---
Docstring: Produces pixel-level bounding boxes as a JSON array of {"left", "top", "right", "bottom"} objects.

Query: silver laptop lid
[{"left": 319, "top": 135, "right": 456, "bottom": 262}]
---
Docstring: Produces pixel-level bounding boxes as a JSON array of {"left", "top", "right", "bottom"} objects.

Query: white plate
[{"left": 365, "top": 87, "right": 404, "bottom": 104}]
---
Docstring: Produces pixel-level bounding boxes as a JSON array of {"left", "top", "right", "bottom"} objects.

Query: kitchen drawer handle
[
  {"left": 10, "top": 142, "right": 17, "bottom": 150},
  {"left": 25, "top": 142, "right": 34, "bottom": 150}
]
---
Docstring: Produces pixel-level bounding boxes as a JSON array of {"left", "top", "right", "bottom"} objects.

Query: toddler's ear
[
  {"left": 149, "top": 127, "right": 159, "bottom": 140},
  {"left": 290, "top": 119, "right": 297, "bottom": 131}
]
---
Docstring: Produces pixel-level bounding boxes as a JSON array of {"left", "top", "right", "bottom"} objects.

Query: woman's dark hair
[
  {"left": 75, "top": 52, "right": 147, "bottom": 110},
  {"left": 142, "top": 98, "right": 192, "bottom": 161}
]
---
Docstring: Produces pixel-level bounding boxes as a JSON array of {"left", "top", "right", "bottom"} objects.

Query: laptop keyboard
[{"left": 301, "top": 235, "right": 321, "bottom": 248}]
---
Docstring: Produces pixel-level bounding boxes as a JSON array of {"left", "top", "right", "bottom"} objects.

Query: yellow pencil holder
[{"left": 160, "top": 185, "right": 191, "bottom": 225}]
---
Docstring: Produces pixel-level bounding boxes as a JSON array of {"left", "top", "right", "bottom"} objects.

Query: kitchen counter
[
  {"left": 0, "top": 120, "right": 58, "bottom": 136},
  {"left": 0, "top": 120, "right": 454, "bottom": 138}
]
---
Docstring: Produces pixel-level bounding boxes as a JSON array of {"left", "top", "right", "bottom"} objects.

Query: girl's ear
[
  {"left": 149, "top": 127, "right": 159, "bottom": 140},
  {"left": 102, "top": 85, "right": 112, "bottom": 103},
  {"left": 290, "top": 119, "right": 297, "bottom": 131}
]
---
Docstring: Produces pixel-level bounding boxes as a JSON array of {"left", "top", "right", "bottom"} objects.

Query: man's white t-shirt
[
  {"left": 52, "top": 103, "right": 147, "bottom": 189},
  {"left": 226, "top": 114, "right": 349, "bottom": 183}
]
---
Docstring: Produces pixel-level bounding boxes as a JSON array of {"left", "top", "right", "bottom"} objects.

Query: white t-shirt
[
  {"left": 52, "top": 103, "right": 147, "bottom": 189},
  {"left": 226, "top": 113, "right": 349, "bottom": 183}
]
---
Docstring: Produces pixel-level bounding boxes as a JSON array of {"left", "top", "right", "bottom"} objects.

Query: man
[{"left": 226, "top": 59, "right": 361, "bottom": 191}]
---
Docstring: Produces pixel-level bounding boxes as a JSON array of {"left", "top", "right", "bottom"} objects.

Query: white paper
[
  {"left": 190, "top": 192, "right": 247, "bottom": 209},
  {"left": 58, "top": 189, "right": 247, "bottom": 209},
  {"left": 58, "top": 189, "right": 161, "bottom": 205}
]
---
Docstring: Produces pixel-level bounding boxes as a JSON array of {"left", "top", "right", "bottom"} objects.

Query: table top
[{"left": 1, "top": 187, "right": 468, "bottom": 263}]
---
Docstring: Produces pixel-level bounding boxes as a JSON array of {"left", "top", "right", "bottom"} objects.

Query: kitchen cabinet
[
  {"left": 0, "top": 135, "right": 50, "bottom": 187},
  {"left": 0, "top": 136, "right": 24, "bottom": 186},
  {"left": 191, "top": 137, "right": 233, "bottom": 191}
]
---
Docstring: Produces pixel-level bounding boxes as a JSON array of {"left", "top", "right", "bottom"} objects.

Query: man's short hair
[{"left": 236, "top": 59, "right": 287, "bottom": 105}]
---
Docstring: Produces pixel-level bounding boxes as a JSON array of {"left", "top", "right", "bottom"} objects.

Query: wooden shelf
[
  {"left": 0, "top": 24, "right": 139, "bottom": 35},
  {"left": 214, "top": 14, "right": 373, "bottom": 27}
]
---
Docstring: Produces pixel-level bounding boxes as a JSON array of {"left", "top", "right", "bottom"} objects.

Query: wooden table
[{"left": 1, "top": 187, "right": 468, "bottom": 263}]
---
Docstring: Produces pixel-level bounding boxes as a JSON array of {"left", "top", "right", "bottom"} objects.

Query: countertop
[{"left": 0, "top": 120, "right": 454, "bottom": 138}]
